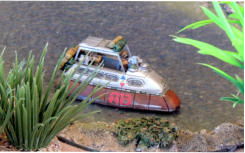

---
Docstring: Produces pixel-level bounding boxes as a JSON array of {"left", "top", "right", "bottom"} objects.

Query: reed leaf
[
  {"left": 172, "top": 36, "right": 243, "bottom": 68},
  {"left": 173, "top": 1, "right": 244, "bottom": 107},
  {"left": 177, "top": 19, "right": 240, "bottom": 33},
  {"left": 0, "top": 43, "right": 103, "bottom": 150}
]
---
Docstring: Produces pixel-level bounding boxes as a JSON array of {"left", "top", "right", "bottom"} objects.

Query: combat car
[{"left": 59, "top": 36, "right": 181, "bottom": 112}]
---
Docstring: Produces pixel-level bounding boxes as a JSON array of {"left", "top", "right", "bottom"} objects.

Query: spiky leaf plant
[
  {"left": 172, "top": 1, "right": 244, "bottom": 107},
  {"left": 0, "top": 44, "right": 103, "bottom": 151}
]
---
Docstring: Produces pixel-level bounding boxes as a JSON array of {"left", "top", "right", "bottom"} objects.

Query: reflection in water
[{"left": 0, "top": 1, "right": 243, "bottom": 131}]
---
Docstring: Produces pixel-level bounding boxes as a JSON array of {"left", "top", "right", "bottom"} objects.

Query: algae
[{"left": 113, "top": 117, "right": 178, "bottom": 148}]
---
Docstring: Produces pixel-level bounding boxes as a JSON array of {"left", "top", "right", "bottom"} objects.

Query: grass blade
[{"left": 199, "top": 63, "right": 243, "bottom": 94}]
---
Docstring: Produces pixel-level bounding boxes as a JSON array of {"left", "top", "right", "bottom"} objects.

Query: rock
[
  {"left": 235, "top": 147, "right": 244, "bottom": 152},
  {"left": 59, "top": 121, "right": 136, "bottom": 152},
  {"left": 163, "top": 142, "right": 179, "bottom": 152},
  {"left": 176, "top": 122, "right": 244, "bottom": 152},
  {"left": 39, "top": 137, "right": 61, "bottom": 152},
  {"left": 221, "top": 4, "right": 234, "bottom": 14},
  {"left": 59, "top": 141, "right": 86, "bottom": 152},
  {"left": 57, "top": 121, "right": 243, "bottom": 152},
  {"left": 200, "top": 129, "right": 207, "bottom": 135},
  {"left": 177, "top": 130, "right": 208, "bottom": 152},
  {"left": 211, "top": 123, "right": 244, "bottom": 151},
  {"left": 0, "top": 132, "right": 17, "bottom": 151},
  {"left": 136, "top": 144, "right": 148, "bottom": 152},
  {"left": 2, "top": 119, "right": 242, "bottom": 152},
  {"left": 235, "top": 120, "right": 244, "bottom": 127},
  {"left": 146, "top": 142, "right": 178, "bottom": 152}
]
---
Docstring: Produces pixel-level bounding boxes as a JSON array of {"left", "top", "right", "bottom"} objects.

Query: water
[{"left": 0, "top": 1, "right": 243, "bottom": 131}]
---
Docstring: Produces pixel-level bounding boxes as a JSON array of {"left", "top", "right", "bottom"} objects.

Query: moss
[{"left": 113, "top": 117, "right": 178, "bottom": 148}]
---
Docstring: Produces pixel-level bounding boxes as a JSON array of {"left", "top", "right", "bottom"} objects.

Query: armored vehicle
[{"left": 60, "top": 36, "right": 181, "bottom": 112}]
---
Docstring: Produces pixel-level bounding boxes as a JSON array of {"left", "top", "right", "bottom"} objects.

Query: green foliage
[
  {"left": 0, "top": 44, "right": 103, "bottom": 151},
  {"left": 172, "top": 1, "right": 244, "bottom": 107},
  {"left": 113, "top": 117, "right": 177, "bottom": 148}
]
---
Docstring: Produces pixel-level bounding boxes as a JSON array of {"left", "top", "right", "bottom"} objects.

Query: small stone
[
  {"left": 235, "top": 120, "right": 244, "bottom": 127},
  {"left": 200, "top": 129, "right": 207, "bottom": 135}
]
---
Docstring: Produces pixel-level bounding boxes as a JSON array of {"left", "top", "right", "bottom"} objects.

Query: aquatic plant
[
  {"left": 0, "top": 44, "right": 103, "bottom": 151},
  {"left": 172, "top": 1, "right": 244, "bottom": 107},
  {"left": 113, "top": 117, "right": 177, "bottom": 148}
]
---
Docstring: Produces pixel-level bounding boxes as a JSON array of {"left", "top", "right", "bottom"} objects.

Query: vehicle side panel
[
  {"left": 67, "top": 80, "right": 176, "bottom": 112},
  {"left": 149, "top": 95, "right": 169, "bottom": 111},
  {"left": 133, "top": 93, "right": 149, "bottom": 110}
]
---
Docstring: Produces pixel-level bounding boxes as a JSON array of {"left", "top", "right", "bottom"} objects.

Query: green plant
[
  {"left": 172, "top": 1, "right": 244, "bottom": 107},
  {"left": 0, "top": 44, "right": 103, "bottom": 151},
  {"left": 114, "top": 117, "right": 177, "bottom": 148}
]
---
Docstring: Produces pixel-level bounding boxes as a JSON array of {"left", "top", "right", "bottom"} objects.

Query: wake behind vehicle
[{"left": 59, "top": 36, "right": 181, "bottom": 112}]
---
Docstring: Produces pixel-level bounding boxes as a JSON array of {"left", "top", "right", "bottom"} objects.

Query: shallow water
[{"left": 0, "top": 1, "right": 243, "bottom": 131}]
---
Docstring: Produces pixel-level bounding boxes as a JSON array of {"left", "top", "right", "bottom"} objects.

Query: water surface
[{"left": 0, "top": 1, "right": 243, "bottom": 131}]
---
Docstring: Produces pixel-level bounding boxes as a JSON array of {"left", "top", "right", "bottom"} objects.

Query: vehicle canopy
[
  {"left": 75, "top": 36, "right": 134, "bottom": 73},
  {"left": 76, "top": 36, "right": 132, "bottom": 57}
]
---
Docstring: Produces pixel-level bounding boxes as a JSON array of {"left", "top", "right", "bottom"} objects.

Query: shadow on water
[
  {"left": 78, "top": 102, "right": 181, "bottom": 124},
  {"left": 0, "top": 1, "right": 243, "bottom": 131},
  {"left": 75, "top": 100, "right": 181, "bottom": 115}
]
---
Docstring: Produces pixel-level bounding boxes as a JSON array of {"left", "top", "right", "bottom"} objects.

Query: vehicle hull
[{"left": 68, "top": 80, "right": 181, "bottom": 112}]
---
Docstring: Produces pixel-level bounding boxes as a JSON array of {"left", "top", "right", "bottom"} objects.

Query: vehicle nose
[{"left": 164, "top": 89, "right": 181, "bottom": 112}]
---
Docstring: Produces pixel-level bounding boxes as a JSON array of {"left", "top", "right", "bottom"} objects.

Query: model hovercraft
[{"left": 59, "top": 36, "right": 181, "bottom": 112}]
